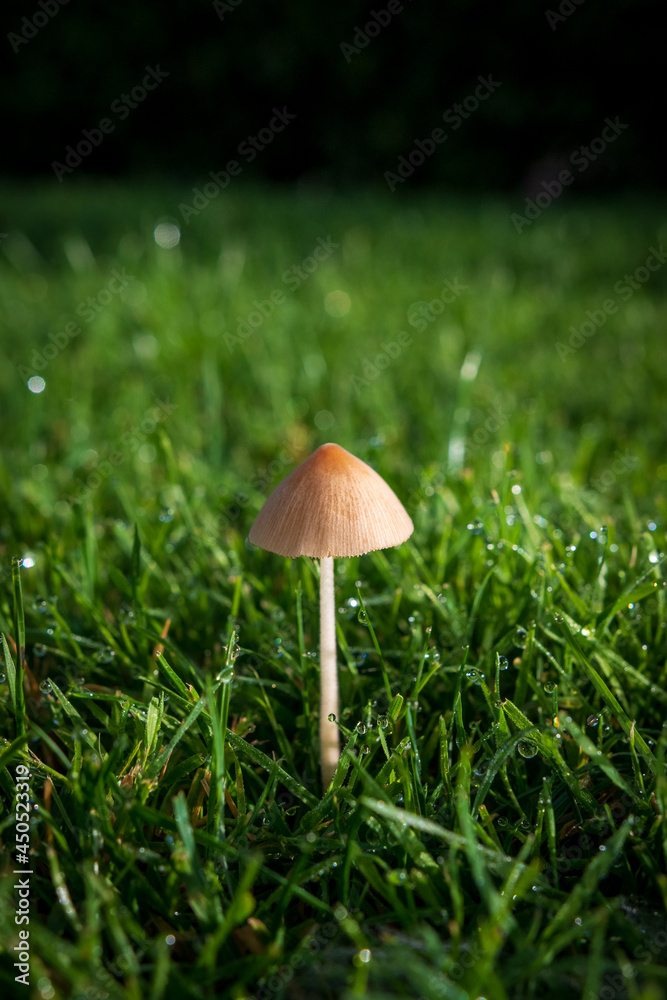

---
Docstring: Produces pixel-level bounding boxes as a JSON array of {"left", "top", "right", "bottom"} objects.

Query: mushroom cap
[{"left": 248, "top": 443, "right": 414, "bottom": 558}]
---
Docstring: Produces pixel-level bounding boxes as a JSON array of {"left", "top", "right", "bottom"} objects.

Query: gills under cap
[{"left": 248, "top": 443, "right": 414, "bottom": 558}]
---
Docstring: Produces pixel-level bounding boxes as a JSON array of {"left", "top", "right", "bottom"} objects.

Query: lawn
[{"left": 0, "top": 181, "right": 666, "bottom": 1000}]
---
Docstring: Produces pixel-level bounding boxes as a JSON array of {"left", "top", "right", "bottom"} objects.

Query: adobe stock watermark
[
  {"left": 351, "top": 276, "right": 468, "bottom": 394},
  {"left": 178, "top": 107, "right": 296, "bottom": 223},
  {"left": 538, "top": 794, "right": 663, "bottom": 1000},
  {"left": 251, "top": 918, "right": 340, "bottom": 1000},
  {"left": 340, "top": 0, "right": 412, "bottom": 63},
  {"left": 468, "top": 404, "right": 510, "bottom": 456},
  {"left": 384, "top": 75, "right": 501, "bottom": 192},
  {"left": 17, "top": 269, "right": 134, "bottom": 381},
  {"left": 62, "top": 400, "right": 178, "bottom": 507},
  {"left": 350, "top": 331, "right": 414, "bottom": 394},
  {"left": 511, "top": 116, "right": 628, "bottom": 232},
  {"left": 213, "top": 0, "right": 245, "bottom": 20},
  {"left": 224, "top": 235, "right": 340, "bottom": 351},
  {"left": 69, "top": 926, "right": 148, "bottom": 1000},
  {"left": 404, "top": 469, "right": 446, "bottom": 515},
  {"left": 406, "top": 277, "right": 468, "bottom": 332},
  {"left": 559, "top": 450, "right": 637, "bottom": 531},
  {"left": 217, "top": 440, "right": 304, "bottom": 533},
  {"left": 412, "top": 936, "right": 488, "bottom": 996},
  {"left": 545, "top": 0, "right": 587, "bottom": 31},
  {"left": 13, "top": 763, "right": 32, "bottom": 987},
  {"left": 602, "top": 912, "right": 667, "bottom": 997},
  {"left": 8, "top": 0, "right": 70, "bottom": 54},
  {"left": 51, "top": 66, "right": 169, "bottom": 181},
  {"left": 556, "top": 245, "right": 666, "bottom": 361},
  {"left": 582, "top": 449, "right": 637, "bottom": 503}
]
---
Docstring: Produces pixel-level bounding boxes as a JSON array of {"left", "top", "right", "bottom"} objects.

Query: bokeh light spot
[
  {"left": 314, "top": 410, "right": 335, "bottom": 430},
  {"left": 154, "top": 222, "right": 181, "bottom": 249},
  {"left": 324, "top": 290, "right": 351, "bottom": 317}
]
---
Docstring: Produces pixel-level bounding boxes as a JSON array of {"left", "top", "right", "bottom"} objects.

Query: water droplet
[
  {"left": 32, "top": 597, "right": 49, "bottom": 613},
  {"left": 356, "top": 722, "right": 367, "bottom": 734},
  {"left": 377, "top": 716, "right": 389, "bottom": 729},
  {"left": 217, "top": 667, "right": 234, "bottom": 684},
  {"left": 159, "top": 507, "right": 174, "bottom": 523},
  {"left": 361, "top": 745, "right": 370, "bottom": 755},
  {"left": 328, "top": 712, "right": 336, "bottom": 722},
  {"left": 467, "top": 521, "right": 484, "bottom": 535},
  {"left": 39, "top": 679, "right": 52, "bottom": 693},
  {"left": 34, "top": 643, "right": 47, "bottom": 658},
  {"left": 498, "top": 655, "right": 508, "bottom": 671},
  {"left": 465, "top": 668, "right": 481, "bottom": 683},
  {"left": 0, "top": 673, "right": 6, "bottom": 684},
  {"left": 357, "top": 609, "right": 368, "bottom": 625},
  {"left": 518, "top": 740, "right": 538, "bottom": 758},
  {"left": 96, "top": 647, "right": 115, "bottom": 664},
  {"left": 515, "top": 627, "right": 528, "bottom": 649},
  {"left": 543, "top": 681, "right": 556, "bottom": 694},
  {"left": 346, "top": 597, "right": 359, "bottom": 609}
]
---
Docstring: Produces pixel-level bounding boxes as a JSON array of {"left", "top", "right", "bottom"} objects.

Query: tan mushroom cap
[{"left": 249, "top": 443, "right": 414, "bottom": 558}]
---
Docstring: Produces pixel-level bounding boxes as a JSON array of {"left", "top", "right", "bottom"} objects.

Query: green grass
[{"left": 1, "top": 180, "right": 667, "bottom": 1000}]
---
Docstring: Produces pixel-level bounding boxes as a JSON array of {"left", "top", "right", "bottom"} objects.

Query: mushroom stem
[{"left": 319, "top": 555, "right": 339, "bottom": 787}]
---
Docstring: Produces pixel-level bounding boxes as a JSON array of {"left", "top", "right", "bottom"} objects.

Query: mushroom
[{"left": 249, "top": 443, "right": 414, "bottom": 787}]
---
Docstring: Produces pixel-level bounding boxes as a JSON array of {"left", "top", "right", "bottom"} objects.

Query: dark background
[{"left": 1, "top": 0, "right": 663, "bottom": 191}]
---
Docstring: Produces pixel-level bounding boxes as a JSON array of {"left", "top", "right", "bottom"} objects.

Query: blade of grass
[
  {"left": 2, "top": 633, "right": 25, "bottom": 738},
  {"left": 356, "top": 587, "right": 392, "bottom": 705},
  {"left": 557, "top": 618, "right": 658, "bottom": 774}
]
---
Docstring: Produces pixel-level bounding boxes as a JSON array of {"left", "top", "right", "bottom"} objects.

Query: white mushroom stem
[{"left": 319, "top": 555, "right": 339, "bottom": 787}]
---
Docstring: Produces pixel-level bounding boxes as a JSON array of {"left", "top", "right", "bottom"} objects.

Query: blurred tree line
[{"left": 1, "top": 0, "right": 660, "bottom": 190}]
